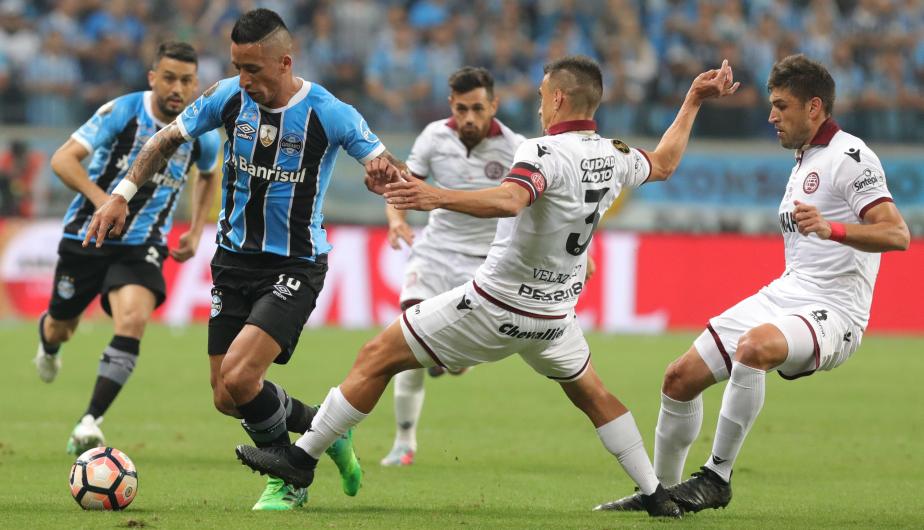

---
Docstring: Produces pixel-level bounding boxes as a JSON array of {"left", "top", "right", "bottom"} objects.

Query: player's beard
[
  {"left": 156, "top": 96, "right": 183, "bottom": 121},
  {"left": 459, "top": 124, "right": 485, "bottom": 150}
]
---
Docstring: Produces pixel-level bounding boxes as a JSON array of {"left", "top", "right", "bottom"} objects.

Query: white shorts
[
  {"left": 399, "top": 280, "right": 591, "bottom": 382},
  {"left": 693, "top": 289, "right": 862, "bottom": 382},
  {"left": 399, "top": 247, "right": 486, "bottom": 305}
]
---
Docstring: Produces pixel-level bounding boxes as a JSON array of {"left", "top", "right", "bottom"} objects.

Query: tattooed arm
[{"left": 82, "top": 122, "right": 188, "bottom": 247}]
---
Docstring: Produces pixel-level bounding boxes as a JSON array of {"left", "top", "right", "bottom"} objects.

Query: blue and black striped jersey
[
  {"left": 63, "top": 91, "right": 221, "bottom": 246},
  {"left": 177, "top": 76, "right": 385, "bottom": 260}
]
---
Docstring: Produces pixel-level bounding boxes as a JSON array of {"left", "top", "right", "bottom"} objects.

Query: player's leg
[
  {"left": 236, "top": 319, "right": 425, "bottom": 487},
  {"left": 383, "top": 298, "right": 424, "bottom": 467},
  {"left": 653, "top": 344, "right": 715, "bottom": 487},
  {"left": 560, "top": 363, "right": 681, "bottom": 518},
  {"left": 36, "top": 240, "right": 107, "bottom": 382}
]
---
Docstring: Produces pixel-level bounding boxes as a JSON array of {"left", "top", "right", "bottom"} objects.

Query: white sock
[
  {"left": 705, "top": 361, "right": 765, "bottom": 482},
  {"left": 295, "top": 387, "right": 367, "bottom": 459},
  {"left": 654, "top": 392, "right": 703, "bottom": 486},
  {"left": 393, "top": 368, "right": 425, "bottom": 450},
  {"left": 596, "top": 412, "right": 660, "bottom": 495}
]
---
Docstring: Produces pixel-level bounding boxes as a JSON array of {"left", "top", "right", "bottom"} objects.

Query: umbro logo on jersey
[
  {"left": 711, "top": 454, "right": 727, "bottom": 465},
  {"left": 537, "top": 144, "right": 550, "bottom": 157},
  {"left": 235, "top": 122, "right": 256, "bottom": 141},
  {"left": 845, "top": 148, "right": 861, "bottom": 162},
  {"left": 456, "top": 296, "right": 473, "bottom": 310}
]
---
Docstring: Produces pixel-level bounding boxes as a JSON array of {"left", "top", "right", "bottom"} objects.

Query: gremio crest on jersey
[{"left": 259, "top": 124, "right": 278, "bottom": 147}]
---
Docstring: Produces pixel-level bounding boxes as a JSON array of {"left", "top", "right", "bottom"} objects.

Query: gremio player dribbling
[
  {"left": 85, "top": 9, "right": 405, "bottom": 511},
  {"left": 33, "top": 42, "right": 220, "bottom": 456}
]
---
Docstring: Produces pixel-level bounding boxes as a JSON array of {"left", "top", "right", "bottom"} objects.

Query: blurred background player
[
  {"left": 381, "top": 66, "right": 526, "bottom": 467},
  {"left": 32, "top": 42, "right": 220, "bottom": 454},
  {"left": 234, "top": 55, "right": 740, "bottom": 519},
  {"left": 84, "top": 8, "right": 410, "bottom": 511},
  {"left": 595, "top": 54, "right": 910, "bottom": 514}
]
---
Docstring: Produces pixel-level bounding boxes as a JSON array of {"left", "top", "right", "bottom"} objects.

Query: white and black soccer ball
[{"left": 69, "top": 447, "right": 138, "bottom": 510}]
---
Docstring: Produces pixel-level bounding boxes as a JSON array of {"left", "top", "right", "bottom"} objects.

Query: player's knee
[
  {"left": 115, "top": 308, "right": 148, "bottom": 337},
  {"left": 735, "top": 331, "right": 778, "bottom": 370},
  {"left": 662, "top": 358, "right": 695, "bottom": 400},
  {"left": 212, "top": 389, "right": 239, "bottom": 418},
  {"left": 219, "top": 362, "right": 260, "bottom": 400}
]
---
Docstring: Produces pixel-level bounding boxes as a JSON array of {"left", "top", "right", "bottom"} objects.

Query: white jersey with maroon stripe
[
  {"left": 406, "top": 118, "right": 526, "bottom": 257},
  {"left": 771, "top": 119, "right": 894, "bottom": 329},
  {"left": 473, "top": 120, "right": 651, "bottom": 316}
]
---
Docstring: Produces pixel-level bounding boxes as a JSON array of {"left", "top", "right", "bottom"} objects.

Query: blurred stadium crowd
[{"left": 1, "top": 0, "right": 923, "bottom": 142}]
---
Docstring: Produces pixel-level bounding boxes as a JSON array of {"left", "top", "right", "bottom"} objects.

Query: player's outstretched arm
[
  {"left": 83, "top": 122, "right": 188, "bottom": 248},
  {"left": 793, "top": 200, "right": 910, "bottom": 252},
  {"left": 50, "top": 138, "right": 109, "bottom": 209},
  {"left": 645, "top": 59, "right": 740, "bottom": 182},
  {"left": 385, "top": 179, "right": 530, "bottom": 218}
]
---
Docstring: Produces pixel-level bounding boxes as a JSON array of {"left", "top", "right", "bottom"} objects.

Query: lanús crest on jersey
[
  {"left": 803, "top": 171, "right": 820, "bottom": 194},
  {"left": 611, "top": 139, "right": 630, "bottom": 154},
  {"left": 259, "top": 124, "right": 278, "bottom": 147},
  {"left": 484, "top": 161, "right": 506, "bottom": 180}
]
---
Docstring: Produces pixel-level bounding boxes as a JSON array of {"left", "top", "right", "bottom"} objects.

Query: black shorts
[
  {"left": 207, "top": 246, "right": 327, "bottom": 365},
  {"left": 48, "top": 238, "right": 167, "bottom": 320}
]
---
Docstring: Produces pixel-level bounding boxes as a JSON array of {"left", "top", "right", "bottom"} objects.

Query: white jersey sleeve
[
  {"left": 833, "top": 149, "right": 894, "bottom": 219},
  {"left": 405, "top": 123, "right": 435, "bottom": 178}
]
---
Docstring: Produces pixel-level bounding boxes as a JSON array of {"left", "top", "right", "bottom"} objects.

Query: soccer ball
[{"left": 69, "top": 447, "right": 138, "bottom": 510}]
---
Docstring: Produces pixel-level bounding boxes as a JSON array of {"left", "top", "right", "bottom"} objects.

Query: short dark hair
[
  {"left": 448, "top": 66, "right": 495, "bottom": 98},
  {"left": 543, "top": 55, "right": 603, "bottom": 113},
  {"left": 154, "top": 41, "right": 197, "bottom": 67},
  {"left": 231, "top": 8, "right": 288, "bottom": 44},
  {"left": 767, "top": 54, "right": 835, "bottom": 115}
]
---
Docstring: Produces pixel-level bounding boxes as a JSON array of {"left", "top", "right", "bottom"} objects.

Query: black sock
[
  {"left": 38, "top": 313, "right": 60, "bottom": 355},
  {"left": 287, "top": 398, "right": 318, "bottom": 434},
  {"left": 238, "top": 383, "right": 290, "bottom": 448},
  {"left": 84, "top": 335, "right": 140, "bottom": 419}
]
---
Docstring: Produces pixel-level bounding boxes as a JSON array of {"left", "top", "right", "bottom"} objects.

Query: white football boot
[
  {"left": 67, "top": 415, "right": 106, "bottom": 455},
  {"left": 34, "top": 344, "right": 61, "bottom": 383}
]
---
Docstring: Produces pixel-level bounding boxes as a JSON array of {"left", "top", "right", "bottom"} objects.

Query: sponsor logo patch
[
  {"left": 279, "top": 133, "right": 304, "bottom": 156},
  {"left": 852, "top": 168, "right": 885, "bottom": 193},
  {"left": 498, "top": 323, "right": 565, "bottom": 341},
  {"left": 580, "top": 156, "right": 616, "bottom": 183},
  {"left": 360, "top": 119, "right": 373, "bottom": 142},
  {"left": 803, "top": 171, "right": 820, "bottom": 194},
  {"left": 517, "top": 282, "right": 583, "bottom": 303}
]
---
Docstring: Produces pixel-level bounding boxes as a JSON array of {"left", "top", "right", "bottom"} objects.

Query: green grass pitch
[{"left": 2, "top": 321, "right": 922, "bottom": 529}]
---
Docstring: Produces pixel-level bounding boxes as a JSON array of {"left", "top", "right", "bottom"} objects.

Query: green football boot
[
  {"left": 325, "top": 428, "right": 362, "bottom": 496},
  {"left": 251, "top": 476, "right": 307, "bottom": 511}
]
